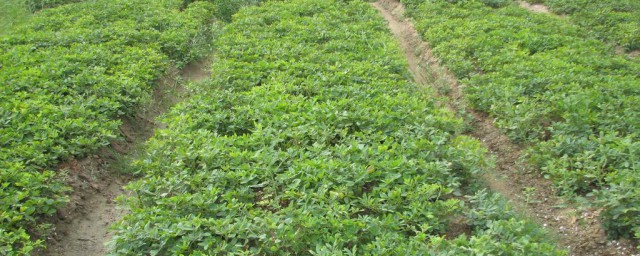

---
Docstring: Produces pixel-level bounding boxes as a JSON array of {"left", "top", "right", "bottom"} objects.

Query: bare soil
[
  {"left": 617, "top": 47, "right": 640, "bottom": 58},
  {"left": 519, "top": 1, "right": 551, "bottom": 14},
  {"left": 372, "top": 1, "right": 638, "bottom": 255},
  {"left": 37, "top": 59, "right": 211, "bottom": 256}
]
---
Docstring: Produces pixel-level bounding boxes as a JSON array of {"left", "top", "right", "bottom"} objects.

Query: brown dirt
[
  {"left": 519, "top": 1, "right": 551, "bottom": 14},
  {"left": 372, "top": 1, "right": 638, "bottom": 255},
  {"left": 37, "top": 59, "right": 211, "bottom": 256},
  {"left": 180, "top": 57, "right": 213, "bottom": 82},
  {"left": 616, "top": 47, "right": 640, "bottom": 58}
]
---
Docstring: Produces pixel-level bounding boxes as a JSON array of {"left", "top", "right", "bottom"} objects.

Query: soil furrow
[
  {"left": 38, "top": 59, "right": 211, "bottom": 256},
  {"left": 518, "top": 1, "right": 551, "bottom": 14},
  {"left": 371, "top": 1, "right": 638, "bottom": 255}
]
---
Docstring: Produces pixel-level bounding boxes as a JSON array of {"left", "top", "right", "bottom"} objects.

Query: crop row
[
  {"left": 401, "top": 0, "right": 640, "bottom": 241},
  {"left": 1, "top": 0, "right": 84, "bottom": 34},
  {"left": 0, "top": 0, "right": 31, "bottom": 35},
  {"left": 524, "top": 0, "right": 640, "bottom": 52},
  {"left": 110, "top": 0, "right": 564, "bottom": 255},
  {"left": 23, "top": 0, "right": 83, "bottom": 12},
  {"left": 0, "top": 0, "right": 218, "bottom": 253}
]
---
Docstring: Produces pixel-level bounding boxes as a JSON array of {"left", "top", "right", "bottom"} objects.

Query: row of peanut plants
[
  {"left": 524, "top": 0, "right": 640, "bottom": 52},
  {"left": 110, "top": 0, "right": 565, "bottom": 254},
  {"left": 1, "top": 0, "right": 86, "bottom": 35},
  {"left": 0, "top": 0, "right": 220, "bottom": 253},
  {"left": 402, "top": 0, "right": 640, "bottom": 242}
]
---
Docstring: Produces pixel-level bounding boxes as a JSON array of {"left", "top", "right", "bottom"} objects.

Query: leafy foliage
[
  {"left": 480, "top": 0, "right": 511, "bottom": 8},
  {"left": 595, "top": 168, "right": 640, "bottom": 239},
  {"left": 110, "top": 0, "right": 564, "bottom": 254},
  {"left": 1, "top": 0, "right": 84, "bottom": 36},
  {"left": 201, "top": 0, "right": 263, "bottom": 22},
  {"left": 0, "top": 0, "right": 218, "bottom": 253},
  {"left": 0, "top": 0, "right": 31, "bottom": 35},
  {"left": 24, "top": 0, "right": 83, "bottom": 12},
  {"left": 524, "top": 0, "right": 640, "bottom": 52},
  {"left": 402, "top": 0, "right": 640, "bottom": 240},
  {"left": 433, "top": 219, "right": 561, "bottom": 255}
]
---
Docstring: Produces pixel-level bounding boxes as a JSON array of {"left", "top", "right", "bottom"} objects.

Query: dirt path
[
  {"left": 518, "top": 1, "right": 551, "bottom": 14},
  {"left": 371, "top": 1, "right": 638, "bottom": 255},
  {"left": 39, "top": 59, "right": 211, "bottom": 256}
]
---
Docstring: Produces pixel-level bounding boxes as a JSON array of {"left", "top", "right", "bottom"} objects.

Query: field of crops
[
  {"left": 524, "top": 0, "right": 640, "bottom": 52},
  {"left": 24, "top": 0, "right": 83, "bottom": 11},
  {"left": 108, "top": 0, "right": 564, "bottom": 254},
  {"left": 2, "top": 0, "right": 639, "bottom": 254},
  {"left": 1, "top": 0, "right": 86, "bottom": 35},
  {"left": 0, "top": 0, "right": 217, "bottom": 253},
  {"left": 401, "top": 0, "right": 640, "bottom": 241},
  {"left": 0, "top": 1, "right": 30, "bottom": 35}
]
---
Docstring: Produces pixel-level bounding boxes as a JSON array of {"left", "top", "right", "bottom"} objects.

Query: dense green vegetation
[
  {"left": 24, "top": 0, "right": 84, "bottom": 12},
  {"left": 402, "top": 0, "right": 640, "bottom": 241},
  {"left": 110, "top": 0, "right": 564, "bottom": 254},
  {"left": 524, "top": 0, "right": 640, "bottom": 52},
  {"left": 0, "top": 0, "right": 217, "bottom": 253},
  {"left": 0, "top": 0, "right": 31, "bottom": 35},
  {"left": 189, "top": 0, "right": 262, "bottom": 21},
  {"left": 2, "top": 0, "right": 634, "bottom": 253},
  {"left": 0, "top": 0, "right": 83, "bottom": 35}
]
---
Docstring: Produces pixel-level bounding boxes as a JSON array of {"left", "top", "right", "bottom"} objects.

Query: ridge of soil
[
  {"left": 372, "top": 1, "right": 638, "bottom": 255},
  {"left": 38, "top": 59, "right": 211, "bottom": 256}
]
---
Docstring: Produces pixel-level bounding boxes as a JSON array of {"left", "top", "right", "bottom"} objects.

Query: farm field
[
  {"left": 0, "top": 0, "right": 217, "bottom": 253},
  {"left": 0, "top": 0, "right": 84, "bottom": 35},
  {"left": 0, "top": 0, "right": 638, "bottom": 255},
  {"left": 22, "top": 0, "right": 84, "bottom": 12},
  {"left": 0, "top": 0, "right": 31, "bottom": 35},
  {"left": 523, "top": 0, "right": 640, "bottom": 53},
  {"left": 400, "top": 0, "right": 640, "bottom": 246},
  {"left": 108, "top": 0, "right": 564, "bottom": 255}
]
